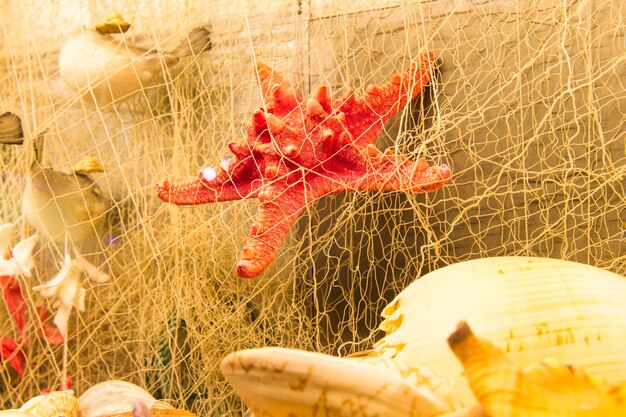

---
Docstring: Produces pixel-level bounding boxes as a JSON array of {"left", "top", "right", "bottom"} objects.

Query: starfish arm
[
  {"left": 256, "top": 63, "right": 301, "bottom": 116},
  {"left": 333, "top": 51, "right": 437, "bottom": 145},
  {"left": 322, "top": 148, "right": 451, "bottom": 195},
  {"left": 156, "top": 176, "right": 257, "bottom": 205},
  {"left": 156, "top": 153, "right": 262, "bottom": 205},
  {"left": 236, "top": 182, "right": 309, "bottom": 278},
  {"left": 361, "top": 154, "right": 451, "bottom": 193}
]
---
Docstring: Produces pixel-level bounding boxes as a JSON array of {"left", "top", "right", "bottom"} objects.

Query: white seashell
[
  {"left": 373, "top": 256, "right": 626, "bottom": 406},
  {"left": 59, "top": 27, "right": 210, "bottom": 107},
  {"left": 221, "top": 347, "right": 454, "bottom": 417},
  {"left": 19, "top": 391, "right": 78, "bottom": 417},
  {"left": 78, "top": 381, "right": 160, "bottom": 417}
]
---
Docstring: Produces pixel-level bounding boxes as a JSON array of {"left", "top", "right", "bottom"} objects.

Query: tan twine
[{"left": 0, "top": 0, "right": 624, "bottom": 414}]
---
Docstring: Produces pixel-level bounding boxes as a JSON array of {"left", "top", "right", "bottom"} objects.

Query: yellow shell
[
  {"left": 19, "top": 391, "right": 78, "bottom": 417},
  {"left": 372, "top": 256, "right": 626, "bottom": 405},
  {"left": 72, "top": 156, "right": 104, "bottom": 175},
  {"left": 95, "top": 13, "right": 131, "bottom": 34},
  {"left": 449, "top": 321, "right": 626, "bottom": 416}
]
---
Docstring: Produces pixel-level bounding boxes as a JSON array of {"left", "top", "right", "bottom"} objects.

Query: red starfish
[{"left": 156, "top": 51, "right": 451, "bottom": 278}]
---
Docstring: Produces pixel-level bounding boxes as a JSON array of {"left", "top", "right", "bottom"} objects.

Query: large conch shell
[
  {"left": 449, "top": 321, "right": 626, "bottom": 416},
  {"left": 221, "top": 257, "right": 626, "bottom": 416},
  {"left": 371, "top": 256, "right": 626, "bottom": 405},
  {"left": 78, "top": 380, "right": 196, "bottom": 417}
]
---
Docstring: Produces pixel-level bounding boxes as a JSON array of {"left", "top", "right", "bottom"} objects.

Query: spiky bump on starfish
[{"left": 156, "top": 51, "right": 451, "bottom": 278}]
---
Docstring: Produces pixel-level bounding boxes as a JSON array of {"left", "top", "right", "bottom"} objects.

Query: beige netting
[{"left": 0, "top": 0, "right": 624, "bottom": 415}]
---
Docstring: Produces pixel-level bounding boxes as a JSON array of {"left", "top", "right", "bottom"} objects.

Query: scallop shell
[
  {"left": 221, "top": 257, "right": 626, "bottom": 415},
  {"left": 19, "top": 391, "right": 78, "bottom": 417}
]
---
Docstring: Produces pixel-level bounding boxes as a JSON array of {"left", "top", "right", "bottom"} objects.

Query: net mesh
[{"left": 0, "top": 0, "right": 624, "bottom": 414}]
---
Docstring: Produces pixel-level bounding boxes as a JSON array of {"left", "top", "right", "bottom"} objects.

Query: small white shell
[{"left": 78, "top": 381, "right": 160, "bottom": 417}]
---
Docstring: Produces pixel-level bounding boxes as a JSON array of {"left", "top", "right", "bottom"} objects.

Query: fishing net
[{"left": 0, "top": 0, "right": 624, "bottom": 415}]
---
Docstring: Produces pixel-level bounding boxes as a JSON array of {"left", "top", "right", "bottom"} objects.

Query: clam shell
[
  {"left": 220, "top": 347, "right": 454, "bottom": 417},
  {"left": 78, "top": 380, "right": 164, "bottom": 417},
  {"left": 19, "top": 391, "right": 78, "bottom": 417},
  {"left": 374, "top": 256, "right": 626, "bottom": 405}
]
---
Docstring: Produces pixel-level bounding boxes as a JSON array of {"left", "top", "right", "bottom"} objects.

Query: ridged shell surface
[{"left": 19, "top": 391, "right": 78, "bottom": 417}]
